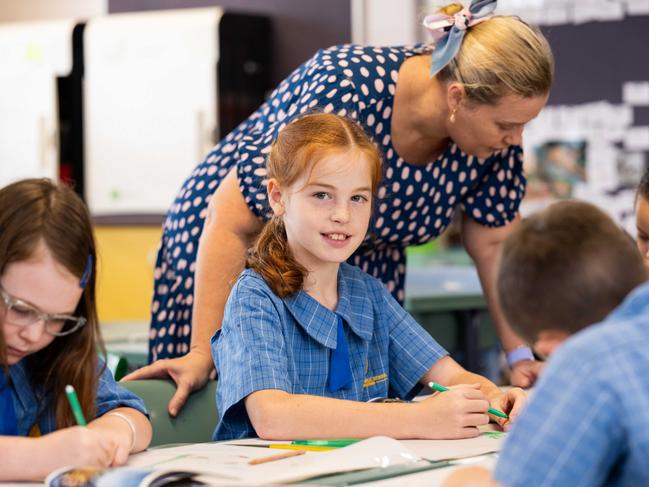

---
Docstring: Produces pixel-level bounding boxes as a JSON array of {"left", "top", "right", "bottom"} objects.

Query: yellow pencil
[{"left": 249, "top": 449, "right": 306, "bottom": 465}]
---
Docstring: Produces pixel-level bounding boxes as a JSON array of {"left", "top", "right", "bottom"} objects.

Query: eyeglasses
[{"left": 0, "top": 287, "right": 86, "bottom": 337}]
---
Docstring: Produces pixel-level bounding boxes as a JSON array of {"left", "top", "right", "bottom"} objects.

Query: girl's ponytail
[{"left": 246, "top": 217, "right": 307, "bottom": 298}]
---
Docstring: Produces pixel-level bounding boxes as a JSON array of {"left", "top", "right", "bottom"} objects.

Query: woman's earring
[{"left": 449, "top": 108, "right": 457, "bottom": 123}]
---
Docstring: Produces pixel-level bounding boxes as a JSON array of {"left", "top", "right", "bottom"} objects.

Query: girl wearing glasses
[{"left": 0, "top": 179, "right": 152, "bottom": 481}]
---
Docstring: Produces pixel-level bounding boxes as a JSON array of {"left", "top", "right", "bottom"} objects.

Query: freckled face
[{"left": 269, "top": 150, "right": 374, "bottom": 274}]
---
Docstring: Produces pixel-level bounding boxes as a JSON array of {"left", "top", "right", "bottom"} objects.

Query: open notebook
[{"left": 45, "top": 433, "right": 504, "bottom": 486}]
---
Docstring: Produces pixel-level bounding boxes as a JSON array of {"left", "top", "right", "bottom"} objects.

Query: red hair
[{"left": 246, "top": 113, "right": 382, "bottom": 297}]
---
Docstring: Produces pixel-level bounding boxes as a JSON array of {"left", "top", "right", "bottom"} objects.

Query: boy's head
[{"left": 498, "top": 200, "right": 647, "bottom": 357}]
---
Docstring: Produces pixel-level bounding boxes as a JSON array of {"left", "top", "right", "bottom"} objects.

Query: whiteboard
[
  {"left": 84, "top": 8, "right": 222, "bottom": 216},
  {"left": 0, "top": 20, "right": 76, "bottom": 187}
]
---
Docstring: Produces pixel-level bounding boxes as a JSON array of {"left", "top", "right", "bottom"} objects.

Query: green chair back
[
  {"left": 105, "top": 352, "right": 129, "bottom": 381},
  {"left": 121, "top": 379, "right": 218, "bottom": 447}
]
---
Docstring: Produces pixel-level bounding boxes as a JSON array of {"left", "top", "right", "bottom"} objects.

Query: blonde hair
[
  {"left": 436, "top": 3, "right": 554, "bottom": 104},
  {"left": 246, "top": 113, "right": 382, "bottom": 298}
]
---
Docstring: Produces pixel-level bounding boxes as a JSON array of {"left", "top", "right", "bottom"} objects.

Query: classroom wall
[
  {"left": 94, "top": 225, "right": 161, "bottom": 323},
  {"left": 522, "top": 11, "right": 649, "bottom": 231}
]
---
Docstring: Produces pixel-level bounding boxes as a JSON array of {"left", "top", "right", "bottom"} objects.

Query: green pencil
[
  {"left": 65, "top": 384, "right": 87, "bottom": 426},
  {"left": 428, "top": 382, "right": 509, "bottom": 420},
  {"left": 292, "top": 439, "right": 360, "bottom": 448}
]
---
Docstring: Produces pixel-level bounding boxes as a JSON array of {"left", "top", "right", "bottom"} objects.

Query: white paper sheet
[
  {"left": 400, "top": 431, "right": 505, "bottom": 461},
  {"left": 127, "top": 437, "right": 421, "bottom": 486}
]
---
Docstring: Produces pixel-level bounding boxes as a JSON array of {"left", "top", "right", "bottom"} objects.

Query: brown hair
[
  {"left": 435, "top": 3, "right": 554, "bottom": 104},
  {"left": 246, "top": 113, "right": 382, "bottom": 297},
  {"left": 497, "top": 200, "right": 647, "bottom": 344},
  {"left": 0, "top": 178, "right": 100, "bottom": 428}
]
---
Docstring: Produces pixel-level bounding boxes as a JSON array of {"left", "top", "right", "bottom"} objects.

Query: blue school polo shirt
[
  {"left": 494, "top": 280, "right": 649, "bottom": 487},
  {"left": 212, "top": 263, "right": 448, "bottom": 440},
  {"left": 8, "top": 359, "right": 147, "bottom": 435}
]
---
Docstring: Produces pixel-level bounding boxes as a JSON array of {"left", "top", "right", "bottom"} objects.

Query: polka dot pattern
[{"left": 149, "top": 44, "right": 527, "bottom": 361}]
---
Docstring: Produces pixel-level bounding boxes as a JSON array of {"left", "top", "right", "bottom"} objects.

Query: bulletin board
[{"left": 420, "top": 1, "right": 649, "bottom": 233}]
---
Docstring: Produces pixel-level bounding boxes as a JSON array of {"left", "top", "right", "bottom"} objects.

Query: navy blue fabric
[
  {"left": 150, "top": 44, "right": 527, "bottom": 361},
  {"left": 328, "top": 316, "right": 353, "bottom": 393},
  {"left": 0, "top": 371, "right": 18, "bottom": 435}
]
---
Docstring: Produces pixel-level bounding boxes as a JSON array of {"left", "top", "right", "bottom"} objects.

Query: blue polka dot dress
[{"left": 149, "top": 44, "right": 526, "bottom": 361}]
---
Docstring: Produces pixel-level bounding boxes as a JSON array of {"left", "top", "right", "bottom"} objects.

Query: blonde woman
[{"left": 126, "top": 0, "right": 554, "bottom": 414}]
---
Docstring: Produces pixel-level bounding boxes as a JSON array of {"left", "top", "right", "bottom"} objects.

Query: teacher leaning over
[{"left": 124, "top": 0, "right": 554, "bottom": 415}]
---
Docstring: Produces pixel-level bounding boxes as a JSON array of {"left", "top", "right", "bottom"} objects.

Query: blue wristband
[{"left": 507, "top": 346, "right": 535, "bottom": 368}]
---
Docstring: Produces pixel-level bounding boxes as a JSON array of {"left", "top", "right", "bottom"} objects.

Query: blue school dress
[
  {"left": 212, "top": 263, "right": 448, "bottom": 440},
  {"left": 149, "top": 44, "right": 526, "bottom": 361}
]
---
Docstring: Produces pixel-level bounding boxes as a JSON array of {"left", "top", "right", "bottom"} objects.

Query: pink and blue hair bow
[{"left": 423, "top": 0, "right": 497, "bottom": 77}]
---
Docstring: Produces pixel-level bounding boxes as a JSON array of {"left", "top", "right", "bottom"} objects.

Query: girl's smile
[{"left": 269, "top": 150, "right": 374, "bottom": 275}]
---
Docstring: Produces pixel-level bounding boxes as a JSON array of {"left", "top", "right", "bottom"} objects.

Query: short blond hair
[{"left": 436, "top": 3, "right": 554, "bottom": 104}]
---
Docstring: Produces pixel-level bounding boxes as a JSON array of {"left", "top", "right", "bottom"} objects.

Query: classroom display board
[
  {"left": 0, "top": 20, "right": 77, "bottom": 187},
  {"left": 419, "top": 0, "right": 649, "bottom": 234},
  {"left": 83, "top": 8, "right": 222, "bottom": 216}
]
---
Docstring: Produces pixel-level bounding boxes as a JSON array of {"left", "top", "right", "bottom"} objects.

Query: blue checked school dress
[
  {"left": 212, "top": 263, "right": 448, "bottom": 440},
  {"left": 149, "top": 44, "right": 526, "bottom": 361}
]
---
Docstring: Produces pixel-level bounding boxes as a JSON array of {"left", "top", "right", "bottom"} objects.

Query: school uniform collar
[{"left": 283, "top": 263, "right": 374, "bottom": 348}]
